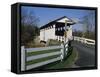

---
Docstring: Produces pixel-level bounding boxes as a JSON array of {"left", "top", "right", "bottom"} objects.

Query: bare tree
[
  {"left": 21, "top": 8, "right": 40, "bottom": 46},
  {"left": 78, "top": 11, "right": 95, "bottom": 39}
]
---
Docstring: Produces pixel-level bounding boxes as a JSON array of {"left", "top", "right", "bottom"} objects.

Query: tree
[
  {"left": 73, "top": 29, "right": 83, "bottom": 37},
  {"left": 21, "top": 8, "right": 40, "bottom": 46},
  {"left": 78, "top": 11, "right": 95, "bottom": 40}
]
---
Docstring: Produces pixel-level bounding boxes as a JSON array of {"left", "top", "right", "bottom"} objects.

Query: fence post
[
  {"left": 60, "top": 44, "right": 64, "bottom": 61},
  {"left": 84, "top": 39, "right": 87, "bottom": 44},
  {"left": 65, "top": 42, "right": 68, "bottom": 55},
  {"left": 21, "top": 46, "right": 26, "bottom": 71}
]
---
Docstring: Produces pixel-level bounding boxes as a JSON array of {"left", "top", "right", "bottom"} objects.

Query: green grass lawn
[{"left": 47, "top": 39, "right": 62, "bottom": 46}]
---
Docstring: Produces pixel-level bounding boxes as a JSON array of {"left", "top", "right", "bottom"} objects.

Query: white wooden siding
[{"left": 40, "top": 24, "right": 56, "bottom": 41}]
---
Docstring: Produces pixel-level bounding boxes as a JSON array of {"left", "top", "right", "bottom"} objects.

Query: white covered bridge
[{"left": 40, "top": 16, "right": 75, "bottom": 42}]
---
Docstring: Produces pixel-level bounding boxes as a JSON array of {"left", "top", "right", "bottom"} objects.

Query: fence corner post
[
  {"left": 60, "top": 44, "right": 64, "bottom": 62},
  {"left": 21, "top": 46, "right": 26, "bottom": 71}
]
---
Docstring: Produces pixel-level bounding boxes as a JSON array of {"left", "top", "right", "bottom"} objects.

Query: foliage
[
  {"left": 21, "top": 25, "right": 39, "bottom": 46},
  {"left": 21, "top": 8, "right": 40, "bottom": 46},
  {"left": 73, "top": 30, "right": 95, "bottom": 40},
  {"left": 47, "top": 39, "right": 62, "bottom": 46},
  {"left": 73, "top": 11, "right": 95, "bottom": 40},
  {"left": 73, "top": 30, "right": 83, "bottom": 37}
]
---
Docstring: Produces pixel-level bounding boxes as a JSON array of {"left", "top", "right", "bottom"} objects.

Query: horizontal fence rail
[
  {"left": 21, "top": 44, "right": 69, "bottom": 71},
  {"left": 26, "top": 46, "right": 62, "bottom": 53},
  {"left": 73, "top": 36, "right": 95, "bottom": 45},
  {"left": 26, "top": 57, "right": 61, "bottom": 70},
  {"left": 27, "top": 51, "right": 61, "bottom": 61}
]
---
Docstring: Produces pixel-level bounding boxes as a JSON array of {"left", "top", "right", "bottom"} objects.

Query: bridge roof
[{"left": 40, "top": 16, "right": 75, "bottom": 29}]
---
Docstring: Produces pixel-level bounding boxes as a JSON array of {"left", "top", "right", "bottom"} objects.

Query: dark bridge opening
[{"left": 55, "top": 22, "right": 70, "bottom": 36}]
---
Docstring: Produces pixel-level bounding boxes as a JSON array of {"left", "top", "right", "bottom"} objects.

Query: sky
[{"left": 21, "top": 6, "right": 95, "bottom": 31}]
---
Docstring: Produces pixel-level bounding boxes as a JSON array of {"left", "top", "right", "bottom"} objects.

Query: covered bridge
[{"left": 40, "top": 16, "right": 75, "bottom": 42}]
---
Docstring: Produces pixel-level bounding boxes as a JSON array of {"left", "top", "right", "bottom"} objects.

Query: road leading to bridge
[{"left": 72, "top": 41, "right": 95, "bottom": 67}]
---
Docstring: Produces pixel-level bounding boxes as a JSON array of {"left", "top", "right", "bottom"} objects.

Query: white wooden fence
[
  {"left": 73, "top": 36, "right": 95, "bottom": 45},
  {"left": 21, "top": 43, "right": 68, "bottom": 71}
]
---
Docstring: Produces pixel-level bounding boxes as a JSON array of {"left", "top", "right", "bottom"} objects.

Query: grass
[
  {"left": 26, "top": 54, "right": 60, "bottom": 65},
  {"left": 27, "top": 48, "right": 61, "bottom": 56},
  {"left": 26, "top": 46, "right": 78, "bottom": 70},
  {"left": 47, "top": 39, "right": 62, "bottom": 46},
  {"left": 39, "top": 47, "right": 78, "bottom": 69}
]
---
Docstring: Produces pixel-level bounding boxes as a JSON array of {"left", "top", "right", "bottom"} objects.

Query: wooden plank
[
  {"left": 27, "top": 51, "right": 61, "bottom": 61},
  {"left": 26, "top": 57, "right": 61, "bottom": 70},
  {"left": 21, "top": 46, "right": 26, "bottom": 71},
  {"left": 26, "top": 45, "right": 62, "bottom": 53}
]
